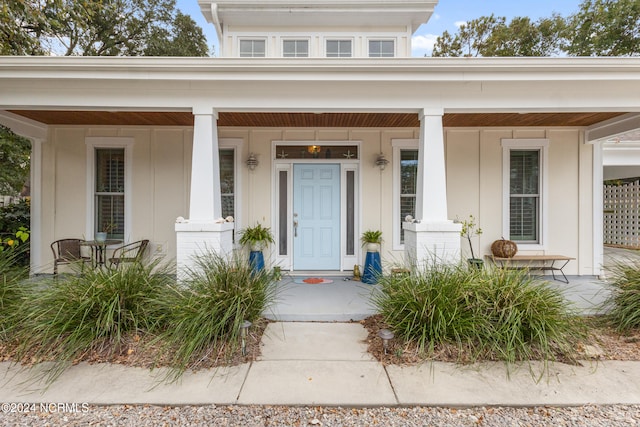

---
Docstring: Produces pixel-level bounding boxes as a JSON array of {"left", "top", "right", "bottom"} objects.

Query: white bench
[{"left": 488, "top": 255, "right": 575, "bottom": 284}]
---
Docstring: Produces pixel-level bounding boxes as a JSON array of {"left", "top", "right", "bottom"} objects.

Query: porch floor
[
  {"left": 263, "top": 273, "right": 612, "bottom": 322},
  {"left": 265, "top": 246, "right": 640, "bottom": 321},
  {"left": 264, "top": 275, "right": 380, "bottom": 322}
]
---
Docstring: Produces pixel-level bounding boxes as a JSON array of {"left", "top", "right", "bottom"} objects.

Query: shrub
[
  {"left": 0, "top": 198, "right": 30, "bottom": 235},
  {"left": 602, "top": 258, "right": 640, "bottom": 332},
  {"left": 0, "top": 247, "right": 29, "bottom": 337},
  {"left": 151, "top": 252, "right": 277, "bottom": 381},
  {"left": 373, "top": 262, "right": 585, "bottom": 367},
  {"left": 14, "top": 260, "right": 174, "bottom": 383}
]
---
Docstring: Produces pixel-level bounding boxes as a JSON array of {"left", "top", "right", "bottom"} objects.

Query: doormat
[{"left": 294, "top": 277, "right": 334, "bottom": 284}]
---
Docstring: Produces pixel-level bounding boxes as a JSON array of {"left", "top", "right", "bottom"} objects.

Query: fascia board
[{"left": 2, "top": 57, "right": 640, "bottom": 80}]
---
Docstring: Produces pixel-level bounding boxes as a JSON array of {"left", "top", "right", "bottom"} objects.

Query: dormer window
[
  {"left": 239, "top": 39, "right": 266, "bottom": 57},
  {"left": 369, "top": 40, "right": 395, "bottom": 57},
  {"left": 326, "top": 40, "right": 352, "bottom": 57},
  {"left": 283, "top": 40, "right": 309, "bottom": 58}
]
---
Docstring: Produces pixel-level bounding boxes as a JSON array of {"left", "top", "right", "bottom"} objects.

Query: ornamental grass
[
  {"left": 150, "top": 252, "right": 278, "bottom": 382},
  {"left": 12, "top": 259, "right": 174, "bottom": 384},
  {"left": 602, "top": 257, "right": 640, "bottom": 332},
  {"left": 0, "top": 247, "right": 29, "bottom": 338},
  {"left": 373, "top": 261, "right": 586, "bottom": 369}
]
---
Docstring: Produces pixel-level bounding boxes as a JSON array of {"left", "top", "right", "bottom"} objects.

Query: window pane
[
  {"left": 96, "top": 149, "right": 124, "bottom": 193},
  {"left": 240, "top": 40, "right": 265, "bottom": 57},
  {"left": 96, "top": 195, "right": 124, "bottom": 239},
  {"left": 274, "top": 145, "right": 358, "bottom": 160},
  {"left": 327, "top": 40, "right": 351, "bottom": 57},
  {"left": 369, "top": 40, "right": 394, "bottom": 57},
  {"left": 346, "top": 170, "right": 355, "bottom": 255},
  {"left": 510, "top": 150, "right": 539, "bottom": 195},
  {"left": 400, "top": 149, "right": 418, "bottom": 243},
  {"left": 510, "top": 196, "right": 538, "bottom": 241},
  {"left": 96, "top": 148, "right": 124, "bottom": 239},
  {"left": 278, "top": 170, "right": 288, "bottom": 255},
  {"left": 220, "top": 149, "right": 234, "bottom": 219},
  {"left": 283, "top": 40, "right": 308, "bottom": 57}
]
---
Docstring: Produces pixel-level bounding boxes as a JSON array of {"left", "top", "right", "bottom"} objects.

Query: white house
[{"left": 1, "top": 0, "right": 640, "bottom": 278}]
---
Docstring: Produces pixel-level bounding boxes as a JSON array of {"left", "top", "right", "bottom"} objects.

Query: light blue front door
[{"left": 293, "top": 164, "right": 341, "bottom": 270}]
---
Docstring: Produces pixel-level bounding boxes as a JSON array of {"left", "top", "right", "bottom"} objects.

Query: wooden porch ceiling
[{"left": 8, "top": 110, "right": 626, "bottom": 128}]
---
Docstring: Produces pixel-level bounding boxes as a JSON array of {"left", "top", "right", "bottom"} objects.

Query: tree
[
  {"left": 0, "top": 0, "right": 209, "bottom": 57},
  {"left": 144, "top": 11, "right": 209, "bottom": 56},
  {"left": 433, "top": 15, "right": 506, "bottom": 57},
  {"left": 565, "top": 0, "right": 640, "bottom": 56},
  {"left": 0, "top": 0, "right": 48, "bottom": 55},
  {"left": 485, "top": 15, "right": 567, "bottom": 57},
  {"left": 0, "top": 126, "right": 31, "bottom": 197},
  {"left": 432, "top": 14, "right": 566, "bottom": 57}
]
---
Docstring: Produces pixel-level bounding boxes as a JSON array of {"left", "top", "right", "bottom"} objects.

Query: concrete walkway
[{"left": 2, "top": 322, "right": 640, "bottom": 407}]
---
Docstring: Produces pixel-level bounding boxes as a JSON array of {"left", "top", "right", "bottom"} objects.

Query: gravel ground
[{"left": 2, "top": 404, "right": 640, "bottom": 426}]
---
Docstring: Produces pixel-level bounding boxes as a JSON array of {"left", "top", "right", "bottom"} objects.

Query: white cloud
[
  {"left": 411, "top": 34, "right": 439, "bottom": 57},
  {"left": 454, "top": 20, "right": 467, "bottom": 28}
]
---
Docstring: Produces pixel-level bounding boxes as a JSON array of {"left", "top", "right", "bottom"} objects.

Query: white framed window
[
  {"left": 326, "top": 39, "right": 352, "bottom": 57},
  {"left": 219, "top": 138, "right": 243, "bottom": 240},
  {"left": 369, "top": 40, "right": 395, "bottom": 57},
  {"left": 283, "top": 39, "right": 309, "bottom": 57},
  {"left": 86, "top": 137, "right": 134, "bottom": 241},
  {"left": 239, "top": 39, "right": 266, "bottom": 57},
  {"left": 392, "top": 139, "right": 419, "bottom": 250},
  {"left": 502, "top": 139, "right": 549, "bottom": 249}
]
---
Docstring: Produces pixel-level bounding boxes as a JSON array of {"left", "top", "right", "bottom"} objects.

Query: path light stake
[
  {"left": 240, "top": 320, "right": 252, "bottom": 356},
  {"left": 378, "top": 329, "right": 394, "bottom": 355}
]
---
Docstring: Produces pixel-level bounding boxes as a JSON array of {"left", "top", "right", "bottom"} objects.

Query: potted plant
[
  {"left": 239, "top": 223, "right": 275, "bottom": 252},
  {"left": 95, "top": 222, "right": 115, "bottom": 242},
  {"left": 459, "top": 215, "right": 483, "bottom": 268},
  {"left": 361, "top": 230, "right": 383, "bottom": 253},
  {"left": 361, "top": 230, "right": 383, "bottom": 284}
]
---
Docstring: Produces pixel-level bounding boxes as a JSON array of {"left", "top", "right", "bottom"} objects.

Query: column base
[
  {"left": 403, "top": 220, "right": 462, "bottom": 269},
  {"left": 175, "top": 221, "right": 235, "bottom": 278}
]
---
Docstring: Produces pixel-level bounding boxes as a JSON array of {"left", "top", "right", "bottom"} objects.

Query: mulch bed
[
  {"left": 0, "top": 318, "right": 269, "bottom": 371},
  {"left": 3, "top": 316, "right": 640, "bottom": 372},
  {"left": 361, "top": 314, "right": 640, "bottom": 365}
]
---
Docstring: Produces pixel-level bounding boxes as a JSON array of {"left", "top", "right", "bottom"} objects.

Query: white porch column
[
  {"left": 175, "top": 107, "right": 233, "bottom": 277},
  {"left": 404, "top": 108, "right": 461, "bottom": 267}
]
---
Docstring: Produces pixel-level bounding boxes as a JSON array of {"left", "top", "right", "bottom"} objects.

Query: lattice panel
[{"left": 604, "top": 181, "right": 640, "bottom": 248}]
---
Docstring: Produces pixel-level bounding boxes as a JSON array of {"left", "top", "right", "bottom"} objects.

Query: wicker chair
[
  {"left": 107, "top": 239, "right": 149, "bottom": 269},
  {"left": 51, "top": 238, "right": 92, "bottom": 275}
]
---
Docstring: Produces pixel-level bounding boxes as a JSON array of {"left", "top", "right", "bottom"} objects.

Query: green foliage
[
  {"left": 458, "top": 215, "right": 482, "bottom": 260},
  {"left": 433, "top": 15, "right": 506, "bottom": 57},
  {"left": 0, "top": 199, "right": 31, "bottom": 267},
  {"left": 565, "top": 0, "right": 640, "bottom": 56},
  {"left": 13, "top": 260, "right": 174, "bottom": 384},
  {"left": 0, "top": 248, "right": 29, "bottom": 337},
  {"left": 150, "top": 252, "right": 277, "bottom": 381},
  {"left": 373, "top": 262, "right": 585, "bottom": 370},
  {"left": 0, "top": 198, "right": 30, "bottom": 233},
  {"left": 238, "top": 223, "right": 275, "bottom": 247},
  {"left": 432, "top": 0, "right": 639, "bottom": 57},
  {"left": 361, "top": 230, "right": 383, "bottom": 246},
  {"left": 602, "top": 258, "right": 640, "bottom": 331},
  {"left": 0, "top": 0, "right": 209, "bottom": 57},
  {"left": 0, "top": 0, "right": 48, "bottom": 55},
  {"left": 0, "top": 126, "right": 31, "bottom": 197},
  {"left": 486, "top": 15, "right": 567, "bottom": 57},
  {"left": 144, "top": 11, "right": 209, "bottom": 56}
]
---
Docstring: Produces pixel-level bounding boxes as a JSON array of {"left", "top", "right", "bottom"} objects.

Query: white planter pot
[
  {"left": 95, "top": 232, "right": 107, "bottom": 242},
  {"left": 250, "top": 241, "right": 266, "bottom": 252},
  {"left": 365, "top": 242, "right": 380, "bottom": 252}
]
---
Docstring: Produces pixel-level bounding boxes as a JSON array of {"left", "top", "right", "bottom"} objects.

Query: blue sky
[{"left": 176, "top": 0, "right": 584, "bottom": 56}]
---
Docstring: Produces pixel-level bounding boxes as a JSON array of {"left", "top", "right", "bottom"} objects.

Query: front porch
[{"left": 265, "top": 273, "right": 613, "bottom": 322}]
